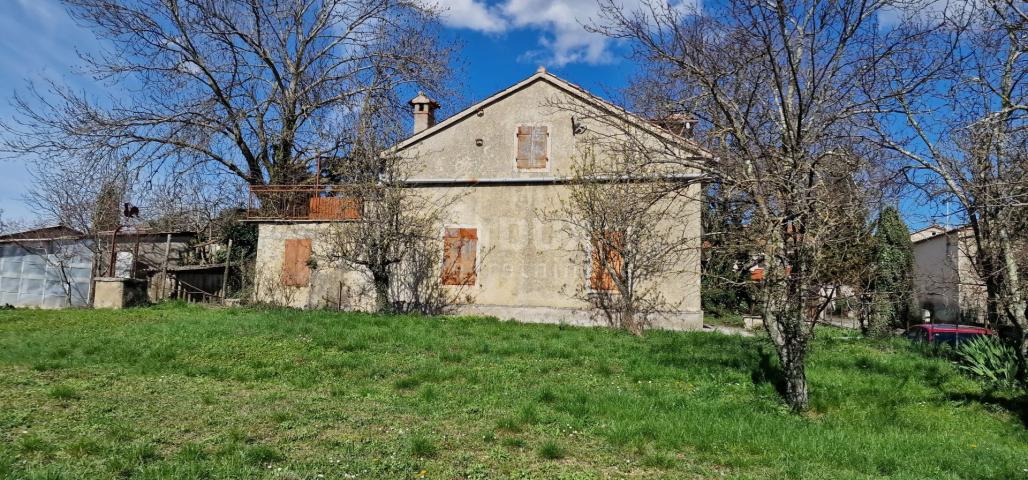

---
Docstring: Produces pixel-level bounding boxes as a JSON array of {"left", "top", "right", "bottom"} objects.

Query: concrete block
[
  {"left": 743, "top": 315, "right": 763, "bottom": 330},
  {"left": 94, "top": 278, "right": 149, "bottom": 309}
]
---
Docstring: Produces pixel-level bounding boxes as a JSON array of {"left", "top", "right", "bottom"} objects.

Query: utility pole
[{"left": 221, "top": 239, "right": 233, "bottom": 303}]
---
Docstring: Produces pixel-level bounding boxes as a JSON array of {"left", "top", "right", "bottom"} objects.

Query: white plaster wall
[{"left": 912, "top": 234, "right": 962, "bottom": 322}]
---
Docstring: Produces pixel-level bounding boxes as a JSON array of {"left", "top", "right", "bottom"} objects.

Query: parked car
[{"left": 903, "top": 324, "right": 994, "bottom": 347}]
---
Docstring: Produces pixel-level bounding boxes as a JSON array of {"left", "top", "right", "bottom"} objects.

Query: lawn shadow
[
  {"left": 946, "top": 391, "right": 1028, "bottom": 428},
  {"left": 750, "top": 348, "right": 787, "bottom": 398}
]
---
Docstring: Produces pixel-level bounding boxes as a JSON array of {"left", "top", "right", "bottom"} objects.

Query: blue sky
[
  {"left": 0, "top": 0, "right": 942, "bottom": 229},
  {"left": 0, "top": 0, "right": 110, "bottom": 224}
]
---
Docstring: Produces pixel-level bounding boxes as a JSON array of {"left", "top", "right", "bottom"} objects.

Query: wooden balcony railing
[{"left": 246, "top": 185, "right": 361, "bottom": 221}]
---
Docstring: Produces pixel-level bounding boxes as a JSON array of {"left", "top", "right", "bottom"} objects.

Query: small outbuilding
[{"left": 0, "top": 225, "right": 93, "bottom": 308}]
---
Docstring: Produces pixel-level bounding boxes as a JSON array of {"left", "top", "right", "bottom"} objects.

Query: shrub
[{"left": 955, "top": 335, "right": 1019, "bottom": 389}]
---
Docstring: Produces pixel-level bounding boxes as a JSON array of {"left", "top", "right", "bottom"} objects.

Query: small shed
[
  {"left": 0, "top": 226, "right": 94, "bottom": 308},
  {"left": 0, "top": 225, "right": 214, "bottom": 308}
]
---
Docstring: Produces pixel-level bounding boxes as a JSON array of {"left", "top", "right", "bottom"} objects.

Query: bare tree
[
  {"left": 873, "top": 0, "right": 1028, "bottom": 382},
  {"left": 137, "top": 166, "right": 248, "bottom": 238},
  {"left": 0, "top": 162, "right": 120, "bottom": 308},
  {"left": 1, "top": 0, "right": 455, "bottom": 189},
  {"left": 321, "top": 156, "right": 451, "bottom": 313},
  {"left": 317, "top": 84, "right": 460, "bottom": 314},
  {"left": 24, "top": 156, "right": 133, "bottom": 290},
  {"left": 544, "top": 145, "right": 698, "bottom": 335},
  {"left": 592, "top": 0, "right": 928, "bottom": 410}
]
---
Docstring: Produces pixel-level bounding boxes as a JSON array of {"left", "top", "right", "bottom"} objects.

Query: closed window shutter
[
  {"left": 281, "top": 239, "right": 312, "bottom": 286},
  {"left": 516, "top": 125, "right": 547, "bottom": 169},
  {"left": 308, "top": 196, "right": 361, "bottom": 220},
  {"left": 442, "top": 228, "right": 478, "bottom": 286},
  {"left": 516, "top": 126, "right": 533, "bottom": 169},
  {"left": 590, "top": 231, "right": 623, "bottom": 291},
  {"left": 531, "top": 125, "right": 548, "bottom": 168}
]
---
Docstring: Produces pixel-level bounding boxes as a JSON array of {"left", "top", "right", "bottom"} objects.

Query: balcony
[{"left": 246, "top": 185, "right": 361, "bottom": 221}]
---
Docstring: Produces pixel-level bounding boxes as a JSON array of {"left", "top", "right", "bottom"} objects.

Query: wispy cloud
[{"left": 438, "top": 0, "right": 700, "bottom": 67}]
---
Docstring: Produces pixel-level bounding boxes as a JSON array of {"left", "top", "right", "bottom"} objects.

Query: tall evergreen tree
[{"left": 868, "top": 207, "right": 915, "bottom": 335}]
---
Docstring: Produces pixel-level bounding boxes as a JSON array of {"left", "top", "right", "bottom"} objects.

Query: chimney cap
[{"left": 409, "top": 91, "right": 439, "bottom": 108}]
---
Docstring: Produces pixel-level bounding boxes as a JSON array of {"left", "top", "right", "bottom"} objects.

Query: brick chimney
[{"left": 410, "top": 91, "right": 440, "bottom": 135}]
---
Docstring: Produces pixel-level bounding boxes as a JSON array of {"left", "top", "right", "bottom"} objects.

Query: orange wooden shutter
[
  {"left": 590, "top": 231, "right": 623, "bottom": 291},
  {"left": 441, "top": 228, "right": 478, "bottom": 286},
  {"left": 281, "top": 239, "right": 312, "bottom": 286},
  {"left": 308, "top": 196, "right": 361, "bottom": 220},
  {"left": 516, "top": 126, "right": 547, "bottom": 169},
  {"left": 516, "top": 126, "right": 533, "bottom": 169},
  {"left": 531, "top": 125, "right": 548, "bottom": 168}
]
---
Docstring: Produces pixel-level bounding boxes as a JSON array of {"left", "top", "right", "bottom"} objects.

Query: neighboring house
[
  {"left": 0, "top": 225, "right": 205, "bottom": 308},
  {"left": 910, "top": 225, "right": 987, "bottom": 323},
  {"left": 250, "top": 69, "right": 710, "bottom": 330}
]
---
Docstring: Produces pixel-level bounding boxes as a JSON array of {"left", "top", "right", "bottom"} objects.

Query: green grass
[
  {"left": 703, "top": 313, "right": 746, "bottom": 328},
  {"left": 537, "top": 440, "right": 565, "bottom": 460},
  {"left": 0, "top": 303, "right": 1025, "bottom": 479}
]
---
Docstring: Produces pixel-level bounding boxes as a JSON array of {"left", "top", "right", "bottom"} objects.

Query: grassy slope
[{"left": 0, "top": 304, "right": 1024, "bottom": 480}]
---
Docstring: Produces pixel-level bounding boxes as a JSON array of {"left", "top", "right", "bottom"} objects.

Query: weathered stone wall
[
  {"left": 398, "top": 78, "right": 700, "bottom": 181},
  {"left": 254, "top": 187, "right": 701, "bottom": 329},
  {"left": 254, "top": 223, "right": 375, "bottom": 310}
]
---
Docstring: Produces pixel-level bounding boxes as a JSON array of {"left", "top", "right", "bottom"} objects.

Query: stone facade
[{"left": 252, "top": 70, "right": 707, "bottom": 330}]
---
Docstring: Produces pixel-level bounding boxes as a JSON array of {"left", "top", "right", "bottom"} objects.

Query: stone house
[
  {"left": 910, "top": 225, "right": 987, "bottom": 323},
  {"left": 250, "top": 69, "right": 710, "bottom": 330}
]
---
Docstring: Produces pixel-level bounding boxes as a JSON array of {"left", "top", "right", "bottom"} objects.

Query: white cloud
[
  {"left": 437, "top": 0, "right": 506, "bottom": 33},
  {"left": 501, "top": 0, "right": 613, "bottom": 65},
  {"left": 439, "top": 0, "right": 700, "bottom": 67}
]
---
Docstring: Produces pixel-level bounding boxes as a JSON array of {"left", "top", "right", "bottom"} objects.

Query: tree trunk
[
  {"left": 763, "top": 295, "right": 811, "bottom": 411},
  {"left": 782, "top": 343, "right": 809, "bottom": 411},
  {"left": 372, "top": 271, "right": 391, "bottom": 314},
  {"left": 998, "top": 229, "right": 1028, "bottom": 384}
]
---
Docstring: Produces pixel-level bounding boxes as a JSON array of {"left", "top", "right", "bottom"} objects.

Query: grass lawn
[{"left": 0, "top": 304, "right": 1025, "bottom": 479}]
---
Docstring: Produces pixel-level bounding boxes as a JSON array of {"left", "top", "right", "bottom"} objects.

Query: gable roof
[
  {"left": 910, "top": 224, "right": 971, "bottom": 244},
  {"left": 391, "top": 68, "right": 712, "bottom": 159}
]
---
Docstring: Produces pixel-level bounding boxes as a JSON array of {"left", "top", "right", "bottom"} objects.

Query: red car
[{"left": 904, "top": 324, "right": 994, "bottom": 347}]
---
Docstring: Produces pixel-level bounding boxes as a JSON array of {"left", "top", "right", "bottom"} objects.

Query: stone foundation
[{"left": 456, "top": 304, "right": 704, "bottom": 331}]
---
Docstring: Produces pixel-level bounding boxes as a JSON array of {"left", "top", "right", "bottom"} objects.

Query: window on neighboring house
[
  {"left": 516, "top": 125, "right": 548, "bottom": 169},
  {"left": 590, "top": 231, "right": 624, "bottom": 291},
  {"left": 441, "top": 227, "right": 478, "bottom": 286},
  {"left": 282, "top": 239, "right": 312, "bottom": 287}
]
